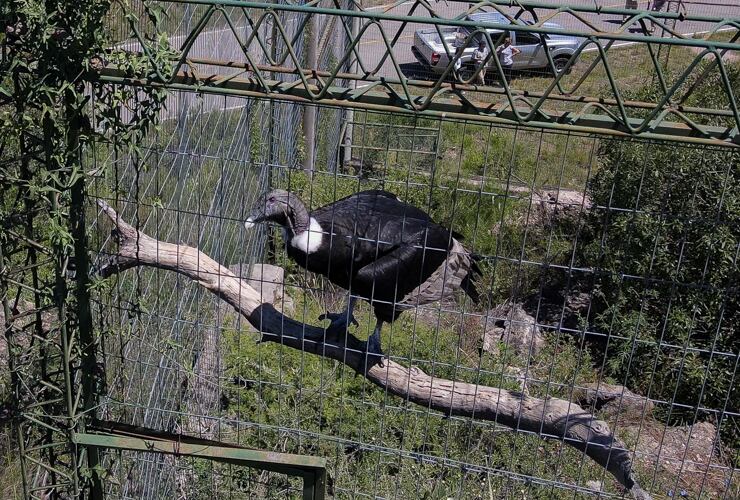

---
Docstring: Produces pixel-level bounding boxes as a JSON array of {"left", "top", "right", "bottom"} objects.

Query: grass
[
  {"left": 212, "top": 231, "right": 738, "bottom": 498},
  {"left": 347, "top": 110, "right": 597, "bottom": 195},
  {"left": 216, "top": 258, "right": 738, "bottom": 498},
  {"left": 516, "top": 42, "right": 689, "bottom": 99},
  {"left": 3, "top": 25, "right": 737, "bottom": 498},
  {"left": 702, "top": 28, "right": 739, "bottom": 43},
  {"left": 0, "top": 428, "right": 23, "bottom": 499},
  {"left": 366, "top": 38, "right": 704, "bottom": 195},
  {"left": 219, "top": 281, "right": 616, "bottom": 499}
]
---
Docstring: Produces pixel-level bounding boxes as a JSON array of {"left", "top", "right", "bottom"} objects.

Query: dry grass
[{"left": 0, "top": 429, "right": 23, "bottom": 500}]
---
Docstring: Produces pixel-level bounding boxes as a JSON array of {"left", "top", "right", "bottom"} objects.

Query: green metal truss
[
  {"left": 73, "top": 423, "right": 327, "bottom": 500},
  {"left": 97, "top": 0, "right": 740, "bottom": 146}
]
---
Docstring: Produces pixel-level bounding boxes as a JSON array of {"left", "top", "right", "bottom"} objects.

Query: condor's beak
[{"left": 244, "top": 206, "right": 267, "bottom": 230}]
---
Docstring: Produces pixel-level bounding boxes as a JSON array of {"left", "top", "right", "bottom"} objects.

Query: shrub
[{"left": 578, "top": 62, "right": 739, "bottom": 456}]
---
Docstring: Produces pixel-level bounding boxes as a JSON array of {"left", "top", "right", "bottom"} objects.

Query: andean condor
[{"left": 245, "top": 189, "right": 480, "bottom": 360}]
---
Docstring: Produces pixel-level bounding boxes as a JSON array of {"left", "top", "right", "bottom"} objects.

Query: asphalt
[
  {"left": 133, "top": 1, "right": 738, "bottom": 120},
  {"left": 355, "top": 0, "right": 739, "bottom": 78}
]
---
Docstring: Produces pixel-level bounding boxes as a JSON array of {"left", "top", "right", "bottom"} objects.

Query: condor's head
[{"left": 244, "top": 189, "right": 309, "bottom": 234}]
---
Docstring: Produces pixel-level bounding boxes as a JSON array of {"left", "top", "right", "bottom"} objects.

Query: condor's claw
[{"left": 319, "top": 311, "right": 358, "bottom": 334}]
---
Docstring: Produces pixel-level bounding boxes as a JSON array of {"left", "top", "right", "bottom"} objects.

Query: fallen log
[{"left": 95, "top": 199, "right": 651, "bottom": 499}]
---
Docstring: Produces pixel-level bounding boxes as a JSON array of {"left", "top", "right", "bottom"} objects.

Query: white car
[{"left": 412, "top": 12, "right": 583, "bottom": 77}]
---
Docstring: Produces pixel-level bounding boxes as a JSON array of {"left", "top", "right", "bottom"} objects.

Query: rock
[
  {"left": 586, "top": 480, "right": 603, "bottom": 492},
  {"left": 624, "top": 421, "right": 731, "bottom": 497},
  {"left": 524, "top": 287, "right": 592, "bottom": 332},
  {"left": 229, "top": 263, "right": 294, "bottom": 315},
  {"left": 573, "top": 382, "right": 654, "bottom": 420},
  {"left": 531, "top": 189, "right": 591, "bottom": 229},
  {"left": 480, "top": 302, "right": 545, "bottom": 356},
  {"left": 505, "top": 365, "right": 529, "bottom": 394}
]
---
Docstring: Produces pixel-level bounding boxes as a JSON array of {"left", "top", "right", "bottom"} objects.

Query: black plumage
[{"left": 245, "top": 189, "right": 480, "bottom": 359}]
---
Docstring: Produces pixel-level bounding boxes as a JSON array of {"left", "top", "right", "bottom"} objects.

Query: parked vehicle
[{"left": 411, "top": 12, "right": 583, "bottom": 78}]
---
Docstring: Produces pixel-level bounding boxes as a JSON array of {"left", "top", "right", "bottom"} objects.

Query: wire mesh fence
[
  {"left": 88, "top": 100, "right": 739, "bottom": 498},
  {"left": 65, "top": 0, "right": 740, "bottom": 497},
  {"left": 88, "top": 91, "right": 267, "bottom": 497},
  {"left": 98, "top": 448, "right": 308, "bottom": 499},
  {"left": 1, "top": 0, "right": 739, "bottom": 499}
]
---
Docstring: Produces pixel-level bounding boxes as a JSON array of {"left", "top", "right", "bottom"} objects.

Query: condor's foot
[
  {"left": 319, "top": 311, "right": 358, "bottom": 337},
  {"left": 364, "top": 327, "right": 385, "bottom": 369}
]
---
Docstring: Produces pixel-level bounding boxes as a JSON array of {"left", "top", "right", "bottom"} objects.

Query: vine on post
[{"left": 0, "top": 0, "right": 170, "bottom": 496}]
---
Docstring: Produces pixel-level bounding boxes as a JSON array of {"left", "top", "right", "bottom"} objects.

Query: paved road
[
  {"left": 355, "top": 0, "right": 739, "bottom": 78},
  {"left": 151, "top": 1, "right": 738, "bottom": 83},
  {"left": 131, "top": 0, "right": 737, "bottom": 119}
]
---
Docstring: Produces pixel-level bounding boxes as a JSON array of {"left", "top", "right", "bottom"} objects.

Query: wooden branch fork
[{"left": 96, "top": 200, "right": 651, "bottom": 499}]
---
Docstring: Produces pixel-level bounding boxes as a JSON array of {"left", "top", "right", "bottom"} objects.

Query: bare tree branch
[{"left": 95, "top": 199, "right": 651, "bottom": 499}]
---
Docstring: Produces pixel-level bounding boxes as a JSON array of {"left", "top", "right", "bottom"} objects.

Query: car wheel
[
  {"left": 553, "top": 57, "right": 571, "bottom": 75},
  {"left": 457, "top": 65, "right": 474, "bottom": 83}
]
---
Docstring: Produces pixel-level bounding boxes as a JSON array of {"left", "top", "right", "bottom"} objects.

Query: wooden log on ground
[{"left": 95, "top": 199, "right": 651, "bottom": 499}]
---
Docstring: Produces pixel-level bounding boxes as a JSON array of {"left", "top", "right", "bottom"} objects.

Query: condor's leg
[
  {"left": 319, "top": 295, "right": 358, "bottom": 335},
  {"left": 366, "top": 319, "right": 385, "bottom": 367},
  {"left": 367, "top": 320, "right": 384, "bottom": 355}
]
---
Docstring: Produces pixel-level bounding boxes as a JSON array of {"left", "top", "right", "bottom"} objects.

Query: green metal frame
[
  {"left": 99, "top": 0, "right": 740, "bottom": 146},
  {"left": 8, "top": 1, "right": 738, "bottom": 498},
  {"left": 98, "top": 66, "right": 735, "bottom": 145},
  {"left": 73, "top": 431, "right": 327, "bottom": 500}
]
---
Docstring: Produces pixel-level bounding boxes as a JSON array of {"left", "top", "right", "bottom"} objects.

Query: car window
[
  {"left": 468, "top": 31, "right": 485, "bottom": 45},
  {"left": 485, "top": 29, "right": 506, "bottom": 41},
  {"left": 514, "top": 31, "right": 541, "bottom": 46}
]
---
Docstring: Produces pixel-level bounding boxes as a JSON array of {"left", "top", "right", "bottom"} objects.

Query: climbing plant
[{"left": 0, "top": 0, "right": 170, "bottom": 496}]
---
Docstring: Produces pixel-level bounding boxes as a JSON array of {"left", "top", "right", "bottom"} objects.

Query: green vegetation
[
  {"left": 0, "top": 432, "right": 23, "bottom": 499},
  {"left": 84, "top": 60, "right": 739, "bottom": 498},
  {"left": 576, "top": 62, "right": 740, "bottom": 458},
  {"left": 220, "top": 284, "right": 608, "bottom": 499},
  {"left": 1, "top": 0, "right": 737, "bottom": 494},
  {"left": 519, "top": 41, "right": 693, "bottom": 100},
  {"left": 1, "top": 0, "right": 170, "bottom": 496}
]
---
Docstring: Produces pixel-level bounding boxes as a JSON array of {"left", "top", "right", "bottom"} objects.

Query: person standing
[
  {"left": 648, "top": 0, "right": 669, "bottom": 33},
  {"left": 472, "top": 40, "right": 489, "bottom": 85},
  {"left": 453, "top": 27, "right": 468, "bottom": 75},
  {"left": 496, "top": 36, "right": 520, "bottom": 83},
  {"left": 623, "top": 0, "right": 638, "bottom": 22}
]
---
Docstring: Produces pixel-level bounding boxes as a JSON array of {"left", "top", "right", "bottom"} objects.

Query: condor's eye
[{"left": 268, "top": 196, "right": 276, "bottom": 203}]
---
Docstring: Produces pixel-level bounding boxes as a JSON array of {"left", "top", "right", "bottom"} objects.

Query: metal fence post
[{"left": 303, "top": 7, "right": 318, "bottom": 172}]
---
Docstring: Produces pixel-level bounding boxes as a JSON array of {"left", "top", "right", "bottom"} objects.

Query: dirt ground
[{"left": 624, "top": 420, "right": 737, "bottom": 498}]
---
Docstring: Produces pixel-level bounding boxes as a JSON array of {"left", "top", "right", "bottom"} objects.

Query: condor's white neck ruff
[{"left": 289, "top": 217, "right": 323, "bottom": 254}]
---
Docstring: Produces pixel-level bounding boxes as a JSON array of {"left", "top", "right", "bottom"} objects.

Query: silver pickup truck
[{"left": 412, "top": 12, "right": 583, "bottom": 77}]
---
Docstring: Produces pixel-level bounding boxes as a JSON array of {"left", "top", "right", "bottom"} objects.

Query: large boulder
[
  {"left": 480, "top": 302, "right": 545, "bottom": 356},
  {"left": 530, "top": 189, "right": 591, "bottom": 229},
  {"left": 523, "top": 286, "right": 593, "bottom": 333}
]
